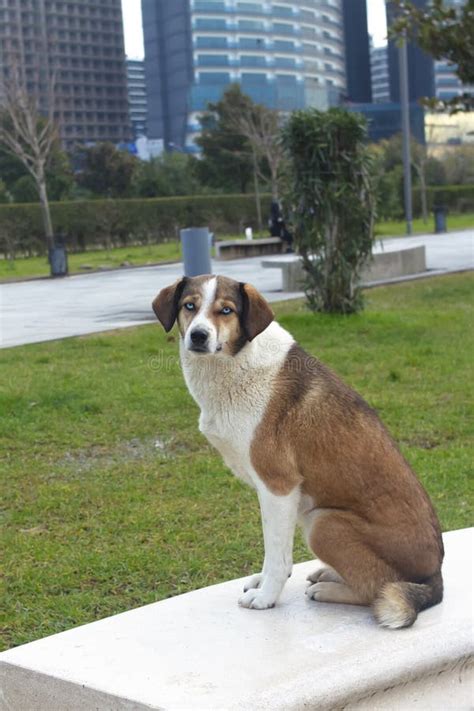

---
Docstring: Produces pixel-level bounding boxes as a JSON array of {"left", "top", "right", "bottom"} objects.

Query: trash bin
[
  {"left": 180, "top": 227, "right": 212, "bottom": 277},
  {"left": 433, "top": 206, "right": 447, "bottom": 234},
  {"left": 48, "top": 235, "right": 68, "bottom": 277}
]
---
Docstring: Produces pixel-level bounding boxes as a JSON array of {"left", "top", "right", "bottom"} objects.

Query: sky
[{"left": 121, "top": 0, "right": 388, "bottom": 60}]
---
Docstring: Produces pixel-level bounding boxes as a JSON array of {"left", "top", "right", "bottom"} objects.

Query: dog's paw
[
  {"left": 306, "top": 581, "right": 352, "bottom": 604},
  {"left": 306, "top": 566, "right": 343, "bottom": 585},
  {"left": 306, "top": 581, "right": 333, "bottom": 602},
  {"left": 238, "top": 588, "right": 276, "bottom": 610},
  {"left": 243, "top": 573, "right": 263, "bottom": 592}
]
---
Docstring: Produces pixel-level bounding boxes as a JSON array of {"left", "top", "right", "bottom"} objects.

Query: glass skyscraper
[
  {"left": 127, "top": 59, "right": 148, "bottom": 139},
  {"left": 142, "top": 0, "right": 346, "bottom": 152},
  {"left": 434, "top": 0, "right": 471, "bottom": 102}
]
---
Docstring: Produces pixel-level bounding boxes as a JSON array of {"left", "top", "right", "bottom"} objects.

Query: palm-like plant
[{"left": 282, "top": 108, "right": 376, "bottom": 314}]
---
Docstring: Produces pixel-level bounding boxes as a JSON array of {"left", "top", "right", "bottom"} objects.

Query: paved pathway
[{"left": 1, "top": 230, "right": 472, "bottom": 349}]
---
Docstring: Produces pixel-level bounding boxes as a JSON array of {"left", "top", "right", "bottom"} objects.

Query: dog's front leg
[{"left": 239, "top": 484, "right": 299, "bottom": 610}]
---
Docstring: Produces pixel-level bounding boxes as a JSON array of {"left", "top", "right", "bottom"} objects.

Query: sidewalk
[{"left": 1, "top": 230, "right": 472, "bottom": 349}]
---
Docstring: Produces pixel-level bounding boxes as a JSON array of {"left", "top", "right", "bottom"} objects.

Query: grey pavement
[{"left": 1, "top": 229, "right": 472, "bottom": 349}]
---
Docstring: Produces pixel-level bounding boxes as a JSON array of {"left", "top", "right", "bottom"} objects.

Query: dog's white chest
[
  {"left": 180, "top": 322, "right": 295, "bottom": 487},
  {"left": 200, "top": 409, "right": 256, "bottom": 485}
]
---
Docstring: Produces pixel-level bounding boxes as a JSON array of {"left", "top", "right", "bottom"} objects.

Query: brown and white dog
[{"left": 152, "top": 274, "right": 444, "bottom": 629}]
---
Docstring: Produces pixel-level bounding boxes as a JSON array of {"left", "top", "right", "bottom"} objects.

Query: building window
[
  {"left": 194, "top": 0, "right": 226, "bottom": 10},
  {"left": 274, "top": 56, "right": 296, "bottom": 68},
  {"left": 238, "top": 19, "right": 265, "bottom": 31},
  {"left": 241, "top": 72, "right": 267, "bottom": 84},
  {"left": 198, "top": 71, "right": 230, "bottom": 84},
  {"left": 236, "top": 2, "right": 261, "bottom": 12},
  {"left": 197, "top": 54, "right": 230, "bottom": 66},
  {"left": 273, "top": 22, "right": 294, "bottom": 34},
  {"left": 274, "top": 39, "right": 295, "bottom": 51},
  {"left": 240, "top": 55, "right": 266, "bottom": 67},
  {"left": 195, "top": 18, "right": 227, "bottom": 30},
  {"left": 238, "top": 37, "right": 265, "bottom": 49},
  {"left": 273, "top": 5, "right": 293, "bottom": 16},
  {"left": 195, "top": 36, "right": 228, "bottom": 48}
]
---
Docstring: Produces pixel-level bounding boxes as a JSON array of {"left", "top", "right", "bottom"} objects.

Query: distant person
[{"left": 269, "top": 200, "right": 294, "bottom": 253}]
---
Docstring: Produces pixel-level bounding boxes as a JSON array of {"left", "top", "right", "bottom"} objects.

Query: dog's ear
[
  {"left": 240, "top": 283, "right": 274, "bottom": 341},
  {"left": 152, "top": 278, "right": 186, "bottom": 332}
]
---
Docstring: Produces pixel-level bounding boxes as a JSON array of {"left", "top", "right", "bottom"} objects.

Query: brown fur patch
[
  {"left": 240, "top": 283, "right": 274, "bottom": 342},
  {"left": 213, "top": 277, "right": 248, "bottom": 355},
  {"left": 251, "top": 343, "right": 444, "bottom": 610},
  {"left": 152, "top": 277, "right": 187, "bottom": 332}
]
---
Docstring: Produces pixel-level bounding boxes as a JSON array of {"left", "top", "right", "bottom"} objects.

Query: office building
[
  {"left": 426, "top": 111, "right": 474, "bottom": 154},
  {"left": 348, "top": 101, "right": 425, "bottom": 144},
  {"left": 127, "top": 59, "right": 147, "bottom": 139},
  {"left": 435, "top": 60, "right": 469, "bottom": 102},
  {"left": 386, "top": 0, "right": 435, "bottom": 103},
  {"left": 434, "top": 0, "right": 471, "bottom": 102},
  {"left": 0, "top": 0, "right": 131, "bottom": 149},
  {"left": 370, "top": 43, "right": 390, "bottom": 103},
  {"left": 341, "top": 0, "right": 371, "bottom": 103},
  {"left": 142, "top": 0, "right": 347, "bottom": 152}
]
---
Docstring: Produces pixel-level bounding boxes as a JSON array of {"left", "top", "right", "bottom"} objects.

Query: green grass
[
  {"left": 1, "top": 273, "right": 473, "bottom": 650},
  {"left": 1, "top": 212, "right": 472, "bottom": 282},
  {"left": 375, "top": 212, "right": 474, "bottom": 237},
  {"left": 0, "top": 241, "right": 182, "bottom": 281}
]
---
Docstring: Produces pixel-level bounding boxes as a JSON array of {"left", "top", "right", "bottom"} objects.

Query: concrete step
[{"left": 1, "top": 528, "right": 472, "bottom": 710}]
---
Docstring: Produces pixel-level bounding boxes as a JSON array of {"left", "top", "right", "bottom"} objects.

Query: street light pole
[{"left": 399, "top": 34, "right": 413, "bottom": 236}]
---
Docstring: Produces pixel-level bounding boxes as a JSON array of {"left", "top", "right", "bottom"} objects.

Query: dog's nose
[{"left": 190, "top": 329, "right": 209, "bottom": 346}]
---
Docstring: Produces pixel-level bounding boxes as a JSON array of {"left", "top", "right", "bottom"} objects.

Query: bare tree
[
  {"left": 0, "top": 63, "right": 58, "bottom": 251},
  {"left": 409, "top": 142, "right": 428, "bottom": 224},
  {"left": 232, "top": 104, "right": 285, "bottom": 201}
]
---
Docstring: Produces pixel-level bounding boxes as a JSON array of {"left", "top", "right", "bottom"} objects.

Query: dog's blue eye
[
  {"left": 184, "top": 303, "right": 195, "bottom": 311},
  {"left": 221, "top": 306, "right": 232, "bottom": 315}
]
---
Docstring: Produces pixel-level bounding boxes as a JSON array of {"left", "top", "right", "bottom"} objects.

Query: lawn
[
  {"left": 0, "top": 212, "right": 472, "bottom": 282},
  {"left": 374, "top": 212, "right": 474, "bottom": 237},
  {"left": 0, "top": 241, "right": 182, "bottom": 282},
  {"left": 1, "top": 273, "right": 473, "bottom": 651}
]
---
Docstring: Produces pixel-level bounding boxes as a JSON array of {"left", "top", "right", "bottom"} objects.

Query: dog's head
[{"left": 152, "top": 275, "right": 274, "bottom": 356}]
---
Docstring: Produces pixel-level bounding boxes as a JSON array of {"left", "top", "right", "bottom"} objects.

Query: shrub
[
  {"left": 0, "top": 194, "right": 270, "bottom": 258},
  {"left": 282, "top": 108, "right": 376, "bottom": 314},
  {"left": 412, "top": 184, "right": 474, "bottom": 216}
]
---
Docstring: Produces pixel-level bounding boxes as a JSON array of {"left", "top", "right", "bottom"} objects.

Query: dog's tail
[{"left": 372, "top": 571, "right": 443, "bottom": 629}]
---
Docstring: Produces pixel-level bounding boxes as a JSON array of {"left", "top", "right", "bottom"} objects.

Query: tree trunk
[
  {"left": 270, "top": 162, "right": 279, "bottom": 201},
  {"left": 413, "top": 162, "right": 428, "bottom": 224},
  {"left": 420, "top": 171, "right": 428, "bottom": 224},
  {"left": 37, "top": 168, "right": 54, "bottom": 251},
  {"left": 252, "top": 149, "right": 262, "bottom": 233}
]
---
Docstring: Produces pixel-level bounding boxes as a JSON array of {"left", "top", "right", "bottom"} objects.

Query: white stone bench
[
  {"left": 0, "top": 528, "right": 472, "bottom": 710},
  {"left": 262, "top": 244, "right": 427, "bottom": 292},
  {"left": 215, "top": 237, "right": 283, "bottom": 260}
]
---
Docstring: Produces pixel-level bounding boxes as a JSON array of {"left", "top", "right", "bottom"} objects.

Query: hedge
[
  {"left": 412, "top": 184, "right": 474, "bottom": 217},
  {"left": 0, "top": 185, "right": 472, "bottom": 259},
  {"left": 0, "top": 194, "right": 271, "bottom": 258}
]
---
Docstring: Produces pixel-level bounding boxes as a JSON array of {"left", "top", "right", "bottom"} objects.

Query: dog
[{"left": 152, "top": 274, "right": 444, "bottom": 629}]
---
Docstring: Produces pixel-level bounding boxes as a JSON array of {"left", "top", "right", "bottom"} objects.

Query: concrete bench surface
[
  {"left": 1, "top": 528, "right": 472, "bottom": 710},
  {"left": 262, "top": 244, "right": 427, "bottom": 291},
  {"left": 216, "top": 237, "right": 283, "bottom": 260}
]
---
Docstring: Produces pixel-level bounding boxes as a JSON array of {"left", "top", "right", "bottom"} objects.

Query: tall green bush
[{"left": 282, "top": 108, "right": 376, "bottom": 314}]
